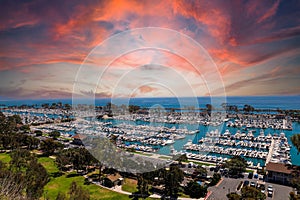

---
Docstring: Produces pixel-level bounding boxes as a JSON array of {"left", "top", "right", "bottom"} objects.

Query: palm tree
[{"left": 291, "top": 134, "right": 300, "bottom": 155}]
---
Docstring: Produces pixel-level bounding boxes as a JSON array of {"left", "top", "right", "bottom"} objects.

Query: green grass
[
  {"left": 38, "top": 157, "right": 59, "bottom": 175},
  {"left": 158, "top": 156, "right": 171, "bottom": 160},
  {"left": 43, "top": 172, "right": 130, "bottom": 200},
  {"left": 122, "top": 178, "right": 138, "bottom": 193},
  {"left": 0, "top": 153, "right": 11, "bottom": 164},
  {"left": 189, "top": 161, "right": 215, "bottom": 166},
  {"left": 133, "top": 151, "right": 152, "bottom": 156},
  {"left": 178, "top": 192, "right": 190, "bottom": 198}
]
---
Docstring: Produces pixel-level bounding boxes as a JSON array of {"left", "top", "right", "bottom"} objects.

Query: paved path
[{"left": 266, "top": 139, "right": 275, "bottom": 164}]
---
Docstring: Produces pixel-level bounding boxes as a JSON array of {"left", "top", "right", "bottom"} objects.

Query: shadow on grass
[
  {"left": 66, "top": 173, "right": 81, "bottom": 178},
  {"left": 84, "top": 178, "right": 91, "bottom": 185},
  {"left": 129, "top": 192, "right": 150, "bottom": 200},
  {"left": 51, "top": 171, "right": 64, "bottom": 178}
]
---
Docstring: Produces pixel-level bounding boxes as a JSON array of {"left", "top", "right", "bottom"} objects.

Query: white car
[
  {"left": 268, "top": 191, "right": 273, "bottom": 197},
  {"left": 268, "top": 185, "right": 273, "bottom": 192}
]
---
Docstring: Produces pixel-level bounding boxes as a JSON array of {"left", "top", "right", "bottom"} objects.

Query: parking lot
[{"left": 206, "top": 169, "right": 294, "bottom": 200}]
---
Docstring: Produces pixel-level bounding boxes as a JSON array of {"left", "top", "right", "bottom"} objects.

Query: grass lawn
[
  {"left": 43, "top": 172, "right": 130, "bottom": 200},
  {"left": 133, "top": 151, "right": 153, "bottom": 156},
  {"left": 122, "top": 178, "right": 138, "bottom": 193},
  {"left": 178, "top": 192, "right": 190, "bottom": 198},
  {"left": 158, "top": 156, "right": 171, "bottom": 160},
  {"left": 0, "top": 152, "right": 11, "bottom": 164},
  {"left": 189, "top": 161, "right": 215, "bottom": 166},
  {"left": 38, "top": 157, "right": 60, "bottom": 175}
]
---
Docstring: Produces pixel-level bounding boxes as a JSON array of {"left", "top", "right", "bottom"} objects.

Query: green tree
[
  {"left": 40, "top": 138, "right": 64, "bottom": 156},
  {"left": 163, "top": 165, "right": 184, "bottom": 198},
  {"left": 56, "top": 148, "right": 97, "bottom": 173},
  {"left": 227, "top": 192, "right": 241, "bottom": 200},
  {"left": 206, "top": 104, "right": 213, "bottom": 112},
  {"left": 291, "top": 134, "right": 300, "bottom": 155},
  {"left": 24, "top": 159, "right": 49, "bottom": 199},
  {"left": 194, "top": 165, "right": 207, "bottom": 178},
  {"left": 103, "top": 177, "right": 114, "bottom": 188},
  {"left": 290, "top": 191, "right": 300, "bottom": 200},
  {"left": 175, "top": 154, "right": 188, "bottom": 163},
  {"left": 241, "top": 186, "right": 266, "bottom": 200},
  {"left": 185, "top": 181, "right": 207, "bottom": 198},
  {"left": 10, "top": 149, "right": 35, "bottom": 171},
  {"left": 225, "top": 156, "right": 248, "bottom": 176},
  {"left": 137, "top": 174, "right": 149, "bottom": 198},
  {"left": 69, "top": 181, "right": 90, "bottom": 200},
  {"left": 129, "top": 105, "right": 140, "bottom": 113},
  {"left": 49, "top": 130, "right": 61, "bottom": 139},
  {"left": 291, "top": 167, "right": 300, "bottom": 192},
  {"left": 243, "top": 104, "right": 255, "bottom": 113},
  {"left": 209, "top": 173, "right": 221, "bottom": 186},
  {"left": 56, "top": 192, "right": 67, "bottom": 200}
]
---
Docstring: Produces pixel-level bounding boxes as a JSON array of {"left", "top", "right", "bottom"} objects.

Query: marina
[
  {"left": 1, "top": 96, "right": 299, "bottom": 168},
  {"left": 10, "top": 109, "right": 297, "bottom": 168}
]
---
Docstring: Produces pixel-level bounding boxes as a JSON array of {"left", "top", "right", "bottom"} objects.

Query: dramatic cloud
[{"left": 0, "top": 0, "right": 299, "bottom": 98}]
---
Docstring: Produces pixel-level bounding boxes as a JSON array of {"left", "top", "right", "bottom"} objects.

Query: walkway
[{"left": 266, "top": 139, "right": 275, "bottom": 164}]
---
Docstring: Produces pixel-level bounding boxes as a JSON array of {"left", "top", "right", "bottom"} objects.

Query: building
[
  {"left": 265, "top": 162, "right": 294, "bottom": 185},
  {"left": 72, "top": 134, "right": 86, "bottom": 145}
]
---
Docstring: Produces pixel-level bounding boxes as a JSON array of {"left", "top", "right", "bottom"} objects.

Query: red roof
[
  {"left": 266, "top": 162, "right": 293, "bottom": 174},
  {"left": 72, "top": 134, "right": 86, "bottom": 140}
]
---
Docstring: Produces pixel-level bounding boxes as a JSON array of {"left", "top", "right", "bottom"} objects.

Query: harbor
[{"left": 1, "top": 101, "right": 299, "bottom": 168}]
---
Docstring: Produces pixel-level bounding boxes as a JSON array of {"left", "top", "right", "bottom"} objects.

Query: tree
[
  {"left": 35, "top": 130, "right": 43, "bottom": 137},
  {"left": 290, "top": 167, "right": 300, "bottom": 192},
  {"left": 185, "top": 181, "right": 207, "bottom": 198},
  {"left": 49, "top": 131, "right": 61, "bottom": 139},
  {"left": 69, "top": 181, "right": 90, "bottom": 200},
  {"left": 290, "top": 191, "right": 300, "bottom": 200},
  {"left": 129, "top": 105, "right": 140, "bottom": 113},
  {"left": 137, "top": 174, "right": 149, "bottom": 197},
  {"left": 291, "top": 134, "right": 300, "bottom": 155},
  {"left": 103, "top": 178, "right": 114, "bottom": 188},
  {"left": 40, "top": 138, "right": 64, "bottom": 156},
  {"left": 227, "top": 192, "right": 241, "bottom": 200},
  {"left": 209, "top": 173, "right": 221, "bottom": 186},
  {"left": 10, "top": 149, "right": 34, "bottom": 171},
  {"left": 225, "top": 156, "right": 248, "bottom": 176},
  {"left": 243, "top": 104, "right": 255, "bottom": 113},
  {"left": 193, "top": 165, "right": 207, "bottom": 178},
  {"left": 175, "top": 154, "right": 188, "bottom": 163},
  {"left": 56, "top": 192, "right": 67, "bottom": 200},
  {"left": 163, "top": 165, "right": 184, "bottom": 198},
  {"left": 56, "top": 148, "right": 97, "bottom": 173},
  {"left": 24, "top": 159, "right": 49, "bottom": 199},
  {"left": 206, "top": 104, "right": 213, "bottom": 112},
  {"left": 241, "top": 186, "right": 266, "bottom": 200}
]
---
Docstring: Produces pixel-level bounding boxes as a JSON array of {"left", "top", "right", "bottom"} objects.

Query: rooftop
[{"left": 266, "top": 162, "right": 294, "bottom": 174}]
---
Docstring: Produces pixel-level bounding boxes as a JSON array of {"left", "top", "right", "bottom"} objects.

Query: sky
[{"left": 0, "top": 0, "right": 299, "bottom": 99}]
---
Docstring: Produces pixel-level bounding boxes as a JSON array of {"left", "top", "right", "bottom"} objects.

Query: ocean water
[
  {"left": 1, "top": 95, "right": 300, "bottom": 110},
  {"left": 1, "top": 96, "right": 300, "bottom": 166}
]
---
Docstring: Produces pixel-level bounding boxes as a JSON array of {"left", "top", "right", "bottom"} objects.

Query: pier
[{"left": 266, "top": 139, "right": 275, "bottom": 164}]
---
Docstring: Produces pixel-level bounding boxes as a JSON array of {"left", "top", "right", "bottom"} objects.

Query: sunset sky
[{"left": 0, "top": 0, "right": 299, "bottom": 99}]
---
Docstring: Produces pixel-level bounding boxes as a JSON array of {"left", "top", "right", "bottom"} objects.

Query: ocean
[{"left": 1, "top": 95, "right": 300, "bottom": 110}]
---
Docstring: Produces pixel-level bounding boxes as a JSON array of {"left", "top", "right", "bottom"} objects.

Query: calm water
[
  {"left": 1, "top": 96, "right": 300, "bottom": 166},
  {"left": 1, "top": 96, "right": 300, "bottom": 110}
]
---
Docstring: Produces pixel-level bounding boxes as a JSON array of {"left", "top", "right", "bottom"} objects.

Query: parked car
[
  {"left": 268, "top": 191, "right": 273, "bottom": 197},
  {"left": 250, "top": 182, "right": 256, "bottom": 187},
  {"left": 244, "top": 180, "right": 249, "bottom": 187},
  {"left": 268, "top": 185, "right": 273, "bottom": 192},
  {"left": 248, "top": 172, "right": 253, "bottom": 179}
]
